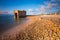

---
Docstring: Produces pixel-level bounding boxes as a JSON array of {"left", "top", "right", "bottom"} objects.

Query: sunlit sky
[{"left": 0, "top": 0, "right": 60, "bottom": 15}]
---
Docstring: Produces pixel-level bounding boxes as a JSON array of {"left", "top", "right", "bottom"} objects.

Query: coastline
[{"left": 0, "top": 15, "right": 60, "bottom": 40}]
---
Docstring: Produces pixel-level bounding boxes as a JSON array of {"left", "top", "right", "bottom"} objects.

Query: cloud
[
  {"left": 39, "top": 1, "right": 60, "bottom": 13},
  {"left": 8, "top": 11, "right": 13, "bottom": 14},
  {"left": 27, "top": 0, "right": 60, "bottom": 15},
  {"left": 39, "top": 5, "right": 46, "bottom": 12},
  {"left": 0, "top": 11, "right": 13, "bottom": 14},
  {"left": 44, "top": 1, "right": 60, "bottom": 8},
  {"left": 0, "top": 11, "right": 8, "bottom": 14},
  {"left": 27, "top": 8, "right": 40, "bottom": 15},
  {"left": 27, "top": 9, "right": 35, "bottom": 15},
  {"left": 51, "top": 0, "right": 60, "bottom": 2},
  {"left": 28, "top": 9, "right": 33, "bottom": 12}
]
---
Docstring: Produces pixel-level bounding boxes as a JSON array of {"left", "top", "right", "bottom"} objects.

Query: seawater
[{"left": 0, "top": 14, "right": 28, "bottom": 33}]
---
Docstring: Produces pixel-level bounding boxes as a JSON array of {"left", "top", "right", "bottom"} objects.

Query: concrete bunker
[{"left": 14, "top": 10, "right": 26, "bottom": 19}]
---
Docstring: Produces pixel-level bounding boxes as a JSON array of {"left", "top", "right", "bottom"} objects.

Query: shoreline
[
  {"left": 0, "top": 16, "right": 38, "bottom": 39},
  {"left": 0, "top": 15, "right": 60, "bottom": 40}
]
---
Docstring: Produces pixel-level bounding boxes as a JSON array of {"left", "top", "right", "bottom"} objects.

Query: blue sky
[{"left": 0, "top": 0, "right": 60, "bottom": 15}]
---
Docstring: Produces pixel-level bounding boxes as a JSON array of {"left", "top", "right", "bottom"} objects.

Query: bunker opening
[{"left": 15, "top": 13, "right": 17, "bottom": 18}]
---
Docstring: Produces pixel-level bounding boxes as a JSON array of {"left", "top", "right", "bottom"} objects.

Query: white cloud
[
  {"left": 27, "top": 9, "right": 36, "bottom": 15},
  {"left": 28, "top": 9, "right": 33, "bottom": 12},
  {"left": 8, "top": 11, "right": 13, "bottom": 14},
  {"left": 39, "top": 5, "right": 46, "bottom": 12},
  {"left": 27, "top": 0, "right": 60, "bottom": 15},
  {"left": 40, "top": 1, "right": 60, "bottom": 13}
]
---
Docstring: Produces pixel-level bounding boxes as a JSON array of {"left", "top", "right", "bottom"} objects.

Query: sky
[{"left": 0, "top": 0, "right": 60, "bottom": 15}]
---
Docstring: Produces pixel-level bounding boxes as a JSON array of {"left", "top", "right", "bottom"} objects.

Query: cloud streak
[
  {"left": 27, "top": 0, "right": 60, "bottom": 15},
  {"left": 0, "top": 11, "right": 13, "bottom": 14}
]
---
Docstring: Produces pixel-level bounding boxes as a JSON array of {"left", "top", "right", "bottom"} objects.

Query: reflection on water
[
  {"left": 14, "top": 16, "right": 20, "bottom": 22},
  {"left": 0, "top": 14, "right": 28, "bottom": 33}
]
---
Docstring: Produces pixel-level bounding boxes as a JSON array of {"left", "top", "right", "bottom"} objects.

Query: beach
[{"left": 0, "top": 15, "right": 60, "bottom": 40}]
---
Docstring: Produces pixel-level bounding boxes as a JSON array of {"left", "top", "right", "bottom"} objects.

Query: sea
[{"left": 0, "top": 14, "right": 28, "bottom": 33}]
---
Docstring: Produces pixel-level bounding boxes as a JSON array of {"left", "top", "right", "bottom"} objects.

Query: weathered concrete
[{"left": 14, "top": 10, "right": 26, "bottom": 19}]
